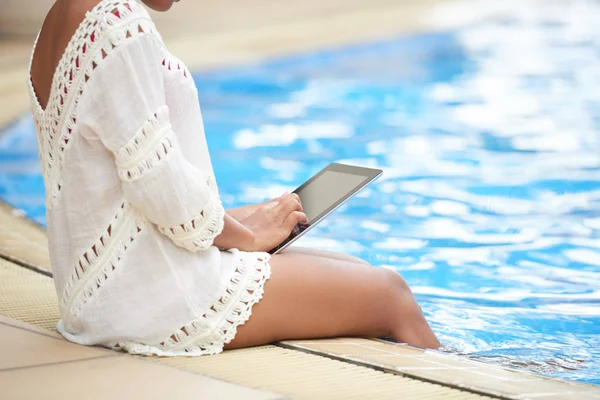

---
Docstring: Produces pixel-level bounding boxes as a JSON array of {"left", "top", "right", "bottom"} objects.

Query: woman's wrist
[
  {"left": 213, "top": 213, "right": 256, "bottom": 251},
  {"left": 226, "top": 206, "right": 243, "bottom": 222},
  {"left": 240, "top": 225, "right": 256, "bottom": 250},
  {"left": 227, "top": 204, "right": 258, "bottom": 222}
]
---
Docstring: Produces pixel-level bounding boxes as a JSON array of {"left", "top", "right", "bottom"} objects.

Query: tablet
[{"left": 269, "top": 163, "right": 383, "bottom": 254}]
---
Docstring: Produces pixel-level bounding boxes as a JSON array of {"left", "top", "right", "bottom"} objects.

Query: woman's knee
[
  {"left": 377, "top": 268, "right": 411, "bottom": 298},
  {"left": 376, "top": 268, "right": 420, "bottom": 318}
]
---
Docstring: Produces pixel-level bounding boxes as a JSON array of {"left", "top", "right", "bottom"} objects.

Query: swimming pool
[{"left": 1, "top": 1, "right": 599, "bottom": 385}]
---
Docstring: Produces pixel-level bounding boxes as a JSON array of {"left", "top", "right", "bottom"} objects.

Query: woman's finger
[
  {"left": 284, "top": 211, "right": 308, "bottom": 231},
  {"left": 288, "top": 193, "right": 303, "bottom": 211},
  {"left": 278, "top": 194, "right": 302, "bottom": 215},
  {"left": 276, "top": 192, "right": 290, "bottom": 201}
]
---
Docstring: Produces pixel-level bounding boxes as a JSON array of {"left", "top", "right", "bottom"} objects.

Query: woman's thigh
[
  {"left": 225, "top": 251, "right": 392, "bottom": 350},
  {"left": 282, "top": 246, "right": 369, "bottom": 265}
]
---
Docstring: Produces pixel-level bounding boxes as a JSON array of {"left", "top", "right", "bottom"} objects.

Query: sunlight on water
[{"left": 0, "top": 0, "right": 599, "bottom": 385}]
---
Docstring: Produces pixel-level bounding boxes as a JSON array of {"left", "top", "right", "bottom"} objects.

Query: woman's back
[{"left": 30, "top": 1, "right": 89, "bottom": 111}]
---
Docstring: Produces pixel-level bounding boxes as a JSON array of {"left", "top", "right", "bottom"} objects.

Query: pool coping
[{"left": 0, "top": 199, "right": 51, "bottom": 276}]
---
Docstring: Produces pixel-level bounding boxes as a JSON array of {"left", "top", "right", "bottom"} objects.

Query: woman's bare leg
[
  {"left": 283, "top": 246, "right": 369, "bottom": 265},
  {"left": 226, "top": 252, "right": 439, "bottom": 350}
]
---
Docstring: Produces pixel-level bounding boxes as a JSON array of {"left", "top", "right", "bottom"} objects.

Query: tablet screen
[
  {"left": 296, "top": 170, "right": 369, "bottom": 222},
  {"left": 268, "top": 163, "right": 382, "bottom": 254}
]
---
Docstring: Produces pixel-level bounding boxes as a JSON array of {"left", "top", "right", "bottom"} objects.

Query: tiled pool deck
[{"left": 1, "top": 1, "right": 600, "bottom": 399}]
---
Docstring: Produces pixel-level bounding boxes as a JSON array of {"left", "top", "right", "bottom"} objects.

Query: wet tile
[
  {"left": 287, "top": 337, "right": 373, "bottom": 346},
  {"left": 521, "top": 392, "right": 600, "bottom": 400},
  {"left": 372, "top": 342, "right": 430, "bottom": 356},
  {"left": 401, "top": 367, "right": 542, "bottom": 393},
  {"left": 284, "top": 338, "right": 428, "bottom": 358},
  {"left": 288, "top": 342, "right": 389, "bottom": 356},
  {"left": 335, "top": 337, "right": 408, "bottom": 348},
  {"left": 514, "top": 379, "right": 600, "bottom": 396},
  {"left": 0, "top": 318, "right": 111, "bottom": 370},
  {"left": 355, "top": 354, "right": 450, "bottom": 370},
  {"left": 0, "top": 355, "right": 283, "bottom": 400},
  {"left": 413, "top": 354, "right": 489, "bottom": 370},
  {"left": 446, "top": 376, "right": 599, "bottom": 398},
  {"left": 466, "top": 365, "right": 541, "bottom": 381},
  {"left": 466, "top": 380, "right": 539, "bottom": 397}
]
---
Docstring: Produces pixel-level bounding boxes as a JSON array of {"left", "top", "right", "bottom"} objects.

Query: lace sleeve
[{"left": 78, "top": 32, "right": 223, "bottom": 252}]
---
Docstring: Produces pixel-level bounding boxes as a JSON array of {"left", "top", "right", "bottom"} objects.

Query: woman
[{"left": 28, "top": 0, "right": 439, "bottom": 356}]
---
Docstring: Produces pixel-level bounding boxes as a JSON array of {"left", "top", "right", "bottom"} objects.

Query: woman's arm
[
  {"left": 227, "top": 204, "right": 261, "bottom": 222},
  {"left": 227, "top": 193, "right": 292, "bottom": 222},
  {"left": 78, "top": 35, "right": 225, "bottom": 253},
  {"left": 213, "top": 213, "right": 255, "bottom": 251},
  {"left": 216, "top": 194, "right": 306, "bottom": 253}
]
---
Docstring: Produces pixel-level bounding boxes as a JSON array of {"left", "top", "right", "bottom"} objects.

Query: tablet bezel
[{"left": 269, "top": 163, "right": 383, "bottom": 254}]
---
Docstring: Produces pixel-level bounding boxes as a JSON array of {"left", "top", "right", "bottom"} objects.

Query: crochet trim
[
  {"left": 115, "top": 106, "right": 176, "bottom": 181},
  {"left": 115, "top": 252, "right": 272, "bottom": 356},
  {"left": 157, "top": 176, "right": 225, "bottom": 252}
]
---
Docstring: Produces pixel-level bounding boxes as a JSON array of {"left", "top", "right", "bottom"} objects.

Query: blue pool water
[{"left": 1, "top": 2, "right": 599, "bottom": 385}]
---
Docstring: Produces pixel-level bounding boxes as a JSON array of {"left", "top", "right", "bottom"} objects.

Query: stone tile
[
  {"left": 284, "top": 338, "right": 427, "bottom": 357},
  {"left": 0, "top": 317, "right": 111, "bottom": 371},
  {"left": 419, "top": 367, "right": 515, "bottom": 385},
  {"left": 0, "top": 314, "right": 61, "bottom": 339},
  {"left": 418, "top": 371, "right": 598, "bottom": 398},
  {"left": 331, "top": 337, "right": 406, "bottom": 348},
  {"left": 0, "top": 257, "right": 61, "bottom": 331},
  {"left": 288, "top": 342, "right": 392, "bottom": 356},
  {"left": 465, "top": 365, "right": 542, "bottom": 382},
  {"left": 383, "top": 345, "right": 435, "bottom": 356},
  {"left": 524, "top": 393, "right": 600, "bottom": 400},
  {"left": 412, "top": 354, "right": 488, "bottom": 370},
  {"left": 506, "top": 378, "right": 600, "bottom": 397},
  {"left": 355, "top": 354, "right": 450, "bottom": 370},
  {"left": 0, "top": 355, "right": 283, "bottom": 400},
  {"left": 0, "top": 200, "right": 51, "bottom": 272}
]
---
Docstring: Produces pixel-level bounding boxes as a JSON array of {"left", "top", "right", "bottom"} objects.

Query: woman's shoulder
[
  {"left": 63, "top": 0, "right": 167, "bottom": 84},
  {"left": 86, "top": 0, "right": 164, "bottom": 50},
  {"left": 61, "top": 1, "right": 166, "bottom": 118}
]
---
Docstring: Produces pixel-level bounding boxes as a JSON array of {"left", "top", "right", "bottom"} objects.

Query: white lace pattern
[
  {"left": 28, "top": 0, "right": 271, "bottom": 356},
  {"left": 116, "top": 252, "right": 271, "bottom": 356}
]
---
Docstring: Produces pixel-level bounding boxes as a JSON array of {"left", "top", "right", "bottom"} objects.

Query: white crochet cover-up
[{"left": 27, "top": 0, "right": 271, "bottom": 356}]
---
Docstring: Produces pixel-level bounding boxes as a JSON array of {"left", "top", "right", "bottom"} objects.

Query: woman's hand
[
  {"left": 242, "top": 193, "right": 308, "bottom": 252},
  {"left": 227, "top": 203, "right": 261, "bottom": 222},
  {"left": 228, "top": 192, "right": 292, "bottom": 222}
]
